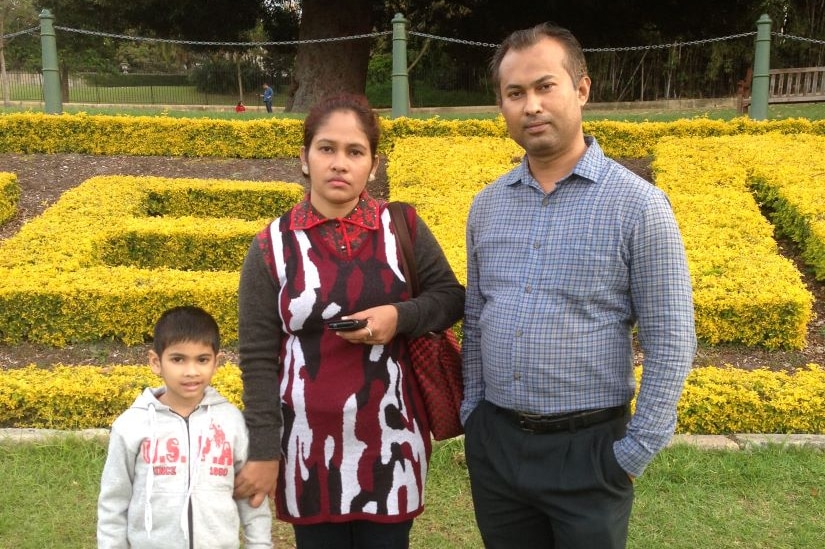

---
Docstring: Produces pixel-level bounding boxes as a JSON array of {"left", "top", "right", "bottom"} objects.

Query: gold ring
[{"left": 365, "top": 326, "right": 373, "bottom": 338}]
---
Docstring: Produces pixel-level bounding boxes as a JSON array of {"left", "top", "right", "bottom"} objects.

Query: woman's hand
[
  {"left": 335, "top": 304, "right": 398, "bottom": 346},
  {"left": 234, "top": 460, "right": 279, "bottom": 508}
]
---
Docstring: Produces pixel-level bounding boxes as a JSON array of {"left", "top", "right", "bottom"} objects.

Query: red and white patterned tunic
[{"left": 262, "top": 195, "right": 431, "bottom": 525}]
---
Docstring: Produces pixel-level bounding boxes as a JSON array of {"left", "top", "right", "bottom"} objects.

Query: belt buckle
[{"left": 517, "top": 412, "right": 544, "bottom": 433}]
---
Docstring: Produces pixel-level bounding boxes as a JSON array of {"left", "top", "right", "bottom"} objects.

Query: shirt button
[
  {"left": 542, "top": 196, "right": 550, "bottom": 206},
  {"left": 533, "top": 242, "right": 540, "bottom": 249},
  {"left": 514, "top": 373, "right": 521, "bottom": 381},
  {"left": 525, "top": 284, "right": 532, "bottom": 293},
  {"left": 515, "top": 329, "right": 523, "bottom": 337}
]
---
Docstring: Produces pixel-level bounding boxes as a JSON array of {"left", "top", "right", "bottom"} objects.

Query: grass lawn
[{"left": 0, "top": 436, "right": 822, "bottom": 548}]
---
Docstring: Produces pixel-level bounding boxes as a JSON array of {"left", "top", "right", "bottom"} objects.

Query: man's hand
[{"left": 234, "top": 460, "right": 279, "bottom": 508}]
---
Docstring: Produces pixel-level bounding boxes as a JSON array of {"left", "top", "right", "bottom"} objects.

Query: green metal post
[
  {"left": 391, "top": 13, "right": 409, "bottom": 118},
  {"left": 39, "top": 9, "right": 62, "bottom": 114},
  {"left": 750, "top": 14, "right": 772, "bottom": 120}
]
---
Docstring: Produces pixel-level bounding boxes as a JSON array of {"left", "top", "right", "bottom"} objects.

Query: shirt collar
[
  {"left": 508, "top": 135, "right": 605, "bottom": 189},
  {"left": 289, "top": 191, "right": 382, "bottom": 231}
]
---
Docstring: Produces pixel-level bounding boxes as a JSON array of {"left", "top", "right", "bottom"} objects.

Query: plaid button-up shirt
[{"left": 461, "top": 136, "right": 696, "bottom": 476}]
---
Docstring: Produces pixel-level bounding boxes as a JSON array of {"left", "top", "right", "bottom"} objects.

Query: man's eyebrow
[{"left": 504, "top": 75, "right": 555, "bottom": 90}]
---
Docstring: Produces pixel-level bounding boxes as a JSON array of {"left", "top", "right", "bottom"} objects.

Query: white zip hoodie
[{"left": 97, "top": 386, "right": 272, "bottom": 548}]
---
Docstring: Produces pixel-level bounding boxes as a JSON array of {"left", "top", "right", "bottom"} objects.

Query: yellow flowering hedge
[
  {"left": 0, "top": 113, "right": 304, "bottom": 158},
  {"left": 742, "top": 134, "right": 825, "bottom": 282},
  {"left": 0, "top": 363, "right": 242, "bottom": 429},
  {"left": 0, "top": 176, "right": 304, "bottom": 345},
  {"left": 2, "top": 111, "right": 825, "bottom": 159},
  {"left": 388, "top": 135, "right": 815, "bottom": 349},
  {"left": 0, "top": 172, "right": 20, "bottom": 225},
  {"left": 583, "top": 116, "right": 825, "bottom": 158},
  {"left": 387, "top": 137, "right": 523, "bottom": 278},
  {"left": 2, "top": 119, "right": 824, "bottom": 349},
  {"left": 653, "top": 135, "right": 816, "bottom": 349},
  {"left": 1, "top": 362, "right": 821, "bottom": 433},
  {"left": 676, "top": 364, "right": 825, "bottom": 434}
]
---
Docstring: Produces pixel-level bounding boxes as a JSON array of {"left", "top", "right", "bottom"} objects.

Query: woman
[{"left": 233, "top": 93, "right": 464, "bottom": 549}]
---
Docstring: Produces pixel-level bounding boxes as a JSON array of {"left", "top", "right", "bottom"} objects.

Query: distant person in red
[{"left": 236, "top": 101, "right": 247, "bottom": 113}]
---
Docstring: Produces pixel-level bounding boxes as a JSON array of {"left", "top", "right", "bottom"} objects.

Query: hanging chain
[
  {"left": 5, "top": 26, "right": 823, "bottom": 50},
  {"left": 583, "top": 32, "right": 757, "bottom": 52},
  {"left": 408, "top": 30, "right": 760, "bottom": 51},
  {"left": 0, "top": 26, "right": 39, "bottom": 40},
  {"left": 774, "top": 32, "right": 825, "bottom": 46},
  {"left": 50, "top": 26, "right": 390, "bottom": 47},
  {"left": 408, "top": 31, "right": 498, "bottom": 48}
]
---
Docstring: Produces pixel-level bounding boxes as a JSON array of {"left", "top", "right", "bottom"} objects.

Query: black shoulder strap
[{"left": 388, "top": 202, "right": 420, "bottom": 297}]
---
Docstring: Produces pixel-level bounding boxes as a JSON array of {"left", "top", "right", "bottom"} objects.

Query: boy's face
[{"left": 149, "top": 340, "right": 219, "bottom": 412}]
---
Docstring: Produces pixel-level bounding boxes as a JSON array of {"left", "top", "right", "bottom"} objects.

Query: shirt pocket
[{"left": 545, "top": 248, "right": 619, "bottom": 298}]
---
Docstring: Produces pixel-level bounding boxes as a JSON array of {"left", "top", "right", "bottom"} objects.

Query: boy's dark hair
[{"left": 152, "top": 306, "right": 220, "bottom": 355}]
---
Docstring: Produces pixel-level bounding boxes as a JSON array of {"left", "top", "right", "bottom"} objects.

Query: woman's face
[{"left": 301, "top": 109, "right": 379, "bottom": 219}]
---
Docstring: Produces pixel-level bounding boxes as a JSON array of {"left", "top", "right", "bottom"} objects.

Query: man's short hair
[{"left": 489, "top": 22, "right": 588, "bottom": 100}]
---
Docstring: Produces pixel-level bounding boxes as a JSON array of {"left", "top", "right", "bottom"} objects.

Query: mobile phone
[{"left": 324, "top": 318, "right": 368, "bottom": 331}]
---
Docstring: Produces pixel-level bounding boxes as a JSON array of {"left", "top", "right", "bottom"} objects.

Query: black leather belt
[{"left": 495, "top": 404, "right": 628, "bottom": 434}]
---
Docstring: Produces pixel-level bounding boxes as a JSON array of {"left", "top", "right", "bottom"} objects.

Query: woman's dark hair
[
  {"left": 302, "top": 93, "right": 380, "bottom": 156},
  {"left": 152, "top": 305, "right": 220, "bottom": 355},
  {"left": 489, "top": 22, "right": 588, "bottom": 100}
]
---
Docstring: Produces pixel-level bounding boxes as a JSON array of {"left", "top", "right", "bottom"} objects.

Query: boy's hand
[{"left": 235, "top": 460, "right": 279, "bottom": 508}]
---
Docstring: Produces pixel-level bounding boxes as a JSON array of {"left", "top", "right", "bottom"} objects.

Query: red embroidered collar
[
  {"left": 289, "top": 192, "right": 382, "bottom": 231},
  {"left": 288, "top": 192, "right": 383, "bottom": 257}
]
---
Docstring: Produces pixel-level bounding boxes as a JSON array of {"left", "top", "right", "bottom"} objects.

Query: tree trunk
[
  {"left": 285, "top": 0, "right": 374, "bottom": 113},
  {"left": 0, "top": 15, "right": 7, "bottom": 107},
  {"left": 236, "top": 53, "right": 243, "bottom": 102},
  {"left": 1, "top": 41, "right": 9, "bottom": 107},
  {"left": 59, "top": 61, "right": 70, "bottom": 103}
]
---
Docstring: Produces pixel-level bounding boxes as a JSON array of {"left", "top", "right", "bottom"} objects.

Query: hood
[{"left": 130, "top": 385, "right": 228, "bottom": 411}]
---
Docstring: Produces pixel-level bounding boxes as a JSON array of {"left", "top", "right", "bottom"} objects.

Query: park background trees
[{"left": 1, "top": 0, "right": 823, "bottom": 110}]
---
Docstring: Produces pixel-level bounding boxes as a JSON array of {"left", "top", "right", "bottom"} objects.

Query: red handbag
[{"left": 388, "top": 202, "right": 464, "bottom": 440}]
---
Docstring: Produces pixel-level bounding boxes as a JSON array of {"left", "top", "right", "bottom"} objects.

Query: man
[
  {"left": 461, "top": 22, "right": 696, "bottom": 549},
  {"left": 261, "top": 83, "right": 273, "bottom": 113}
]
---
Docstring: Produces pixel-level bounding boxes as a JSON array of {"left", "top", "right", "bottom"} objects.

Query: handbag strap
[{"left": 388, "top": 202, "right": 420, "bottom": 298}]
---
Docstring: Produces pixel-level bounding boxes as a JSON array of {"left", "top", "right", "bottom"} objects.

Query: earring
[
  {"left": 301, "top": 165, "right": 309, "bottom": 175},
  {"left": 368, "top": 174, "right": 376, "bottom": 182}
]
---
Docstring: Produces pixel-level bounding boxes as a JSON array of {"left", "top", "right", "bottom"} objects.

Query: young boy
[{"left": 97, "top": 305, "right": 272, "bottom": 548}]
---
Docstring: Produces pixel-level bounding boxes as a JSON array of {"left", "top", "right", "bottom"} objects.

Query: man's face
[{"left": 497, "top": 37, "right": 590, "bottom": 160}]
